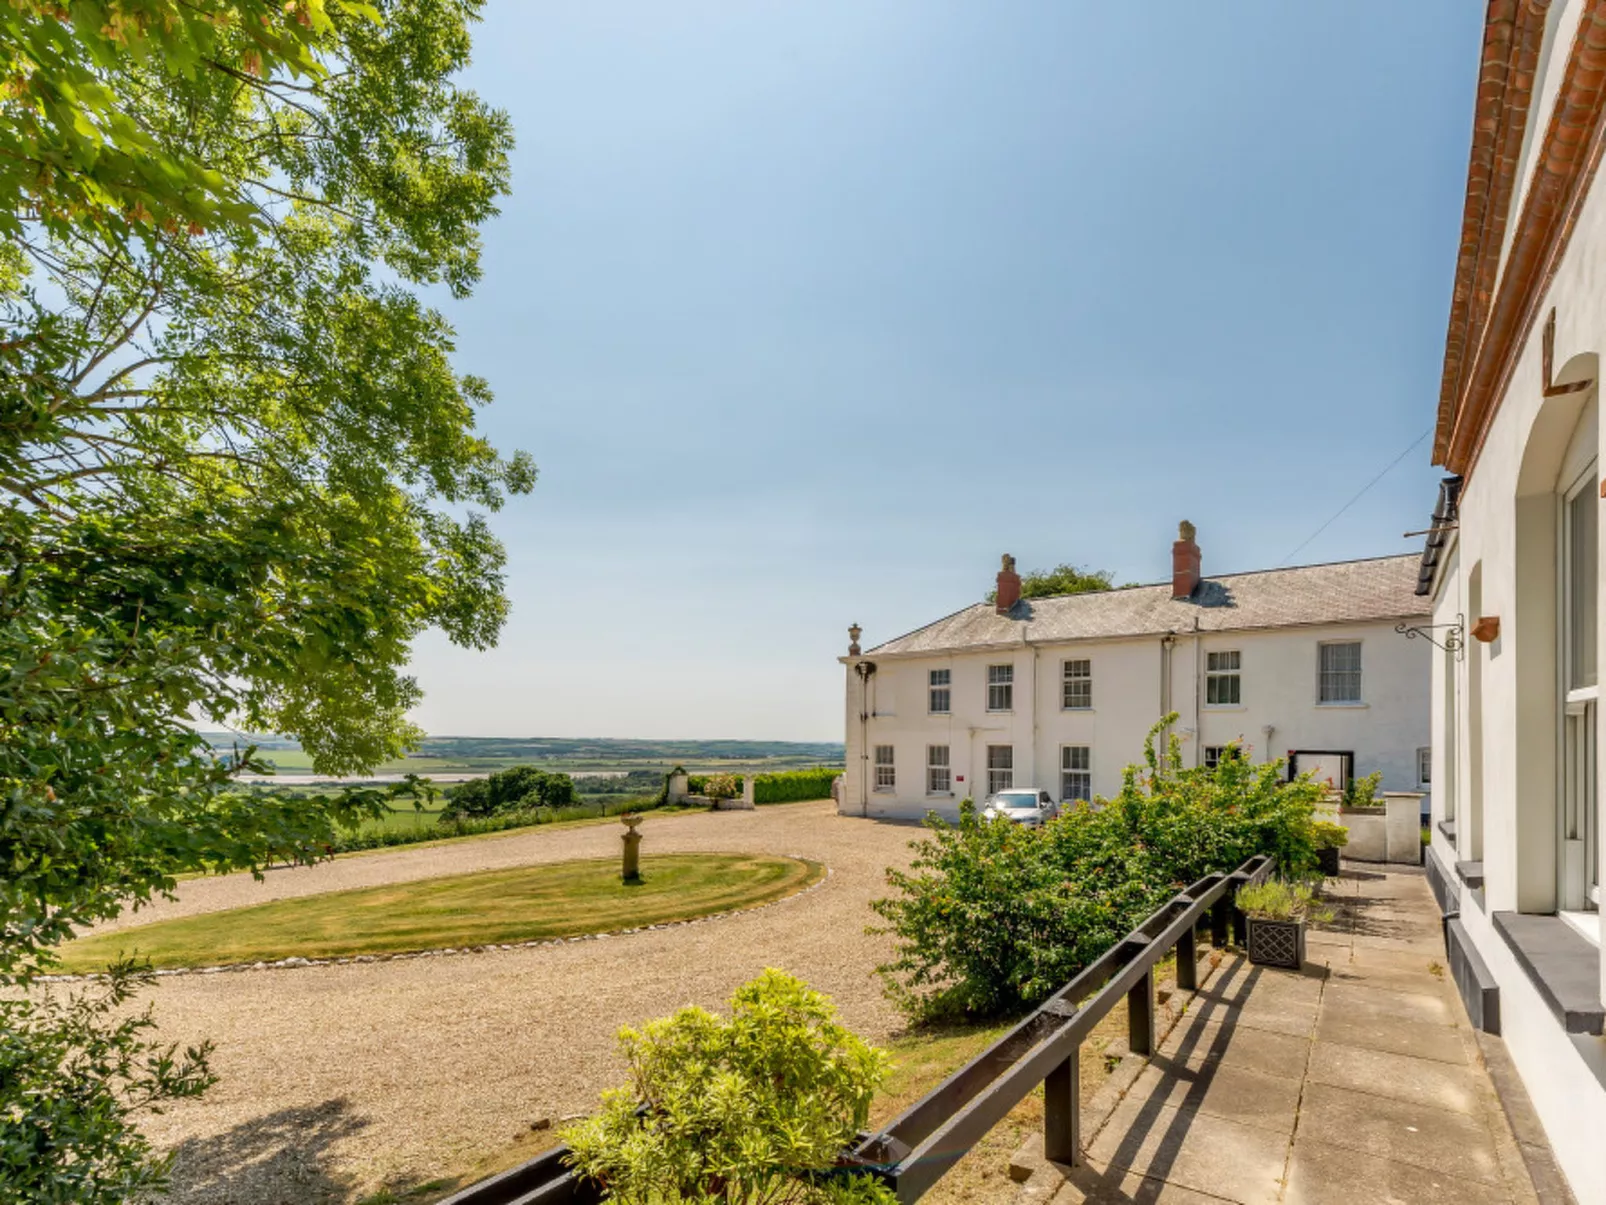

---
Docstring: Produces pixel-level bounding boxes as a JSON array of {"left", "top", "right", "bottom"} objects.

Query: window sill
[
  {"left": 1491, "top": 911, "right": 1605, "bottom": 1034},
  {"left": 925, "top": 792, "right": 955, "bottom": 799},
  {"left": 1316, "top": 701, "right": 1368, "bottom": 709},
  {"left": 1455, "top": 860, "right": 1484, "bottom": 890},
  {"left": 1203, "top": 704, "right": 1246, "bottom": 712},
  {"left": 1061, "top": 707, "right": 1094, "bottom": 714},
  {"left": 1560, "top": 911, "right": 1601, "bottom": 947},
  {"left": 985, "top": 711, "right": 1014, "bottom": 716},
  {"left": 1437, "top": 818, "right": 1457, "bottom": 842},
  {"left": 928, "top": 712, "right": 951, "bottom": 718}
]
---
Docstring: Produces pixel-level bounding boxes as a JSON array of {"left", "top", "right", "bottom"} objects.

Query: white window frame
[
  {"left": 986, "top": 745, "right": 1013, "bottom": 797},
  {"left": 928, "top": 668, "right": 951, "bottom": 715},
  {"left": 1560, "top": 459, "right": 1599, "bottom": 911},
  {"left": 1317, "top": 641, "right": 1363, "bottom": 705},
  {"left": 1205, "top": 650, "right": 1242, "bottom": 707},
  {"left": 1204, "top": 745, "right": 1226, "bottom": 770},
  {"left": 1417, "top": 746, "right": 1432, "bottom": 790},
  {"left": 1060, "top": 745, "right": 1091, "bottom": 802},
  {"left": 873, "top": 744, "right": 895, "bottom": 792},
  {"left": 1062, "top": 659, "right": 1092, "bottom": 710},
  {"left": 987, "top": 664, "right": 1014, "bottom": 713},
  {"left": 926, "top": 744, "right": 951, "bottom": 795}
]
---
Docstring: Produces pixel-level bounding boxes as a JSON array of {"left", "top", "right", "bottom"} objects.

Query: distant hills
[
  {"left": 200, "top": 733, "right": 845, "bottom": 777},
  {"left": 203, "top": 734, "right": 843, "bottom": 759}
]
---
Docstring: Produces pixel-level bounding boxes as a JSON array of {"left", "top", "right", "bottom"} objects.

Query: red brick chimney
[
  {"left": 995, "top": 553, "right": 1022, "bottom": 614},
  {"left": 1172, "top": 521, "right": 1201, "bottom": 599}
]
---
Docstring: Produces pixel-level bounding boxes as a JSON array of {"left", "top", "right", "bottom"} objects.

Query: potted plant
[
  {"left": 1236, "top": 880, "right": 1331, "bottom": 971},
  {"left": 1312, "top": 819, "right": 1348, "bottom": 877}
]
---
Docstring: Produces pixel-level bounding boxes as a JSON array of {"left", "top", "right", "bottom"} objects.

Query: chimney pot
[
  {"left": 995, "top": 553, "right": 1022, "bottom": 614},
  {"left": 1172, "top": 521, "right": 1201, "bottom": 599}
]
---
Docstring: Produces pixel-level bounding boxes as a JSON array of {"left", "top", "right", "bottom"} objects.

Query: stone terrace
[{"left": 1014, "top": 866, "right": 1566, "bottom": 1205}]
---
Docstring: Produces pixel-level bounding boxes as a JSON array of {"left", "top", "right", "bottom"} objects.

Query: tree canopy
[
  {"left": 0, "top": 1, "right": 524, "bottom": 1196},
  {"left": 987, "top": 562, "right": 1126, "bottom": 603}
]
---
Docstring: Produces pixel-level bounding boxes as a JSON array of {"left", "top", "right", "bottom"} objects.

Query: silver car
[{"left": 982, "top": 788, "right": 1060, "bottom": 827}]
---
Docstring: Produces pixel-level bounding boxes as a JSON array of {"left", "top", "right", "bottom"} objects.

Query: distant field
[{"left": 209, "top": 733, "right": 846, "bottom": 779}]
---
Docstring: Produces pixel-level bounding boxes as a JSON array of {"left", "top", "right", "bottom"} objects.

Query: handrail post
[
  {"left": 1210, "top": 892, "right": 1230, "bottom": 948},
  {"left": 1175, "top": 921, "right": 1198, "bottom": 992},
  {"left": 1127, "top": 966, "right": 1154, "bottom": 1056},
  {"left": 1042, "top": 1050, "right": 1080, "bottom": 1166},
  {"left": 1228, "top": 872, "right": 1250, "bottom": 946}
]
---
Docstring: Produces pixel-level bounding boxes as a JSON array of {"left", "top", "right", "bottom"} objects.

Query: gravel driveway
[{"left": 122, "top": 802, "right": 924, "bottom": 1203}]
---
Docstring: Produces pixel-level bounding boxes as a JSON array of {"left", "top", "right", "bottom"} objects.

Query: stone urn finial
[{"left": 848, "top": 623, "right": 862, "bottom": 655}]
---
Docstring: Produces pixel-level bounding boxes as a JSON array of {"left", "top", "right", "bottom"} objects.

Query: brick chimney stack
[
  {"left": 995, "top": 553, "right": 1022, "bottom": 614},
  {"left": 1172, "top": 521, "right": 1201, "bottom": 599}
]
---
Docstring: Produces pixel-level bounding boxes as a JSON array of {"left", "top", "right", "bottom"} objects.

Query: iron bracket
[{"left": 1396, "top": 612, "right": 1464, "bottom": 661}]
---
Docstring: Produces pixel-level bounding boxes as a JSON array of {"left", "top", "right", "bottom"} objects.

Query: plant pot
[
  {"left": 1246, "top": 916, "right": 1306, "bottom": 970},
  {"left": 1316, "top": 846, "right": 1341, "bottom": 877}
]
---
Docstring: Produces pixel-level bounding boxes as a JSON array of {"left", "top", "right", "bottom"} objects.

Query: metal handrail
[{"left": 437, "top": 854, "right": 1273, "bottom": 1205}]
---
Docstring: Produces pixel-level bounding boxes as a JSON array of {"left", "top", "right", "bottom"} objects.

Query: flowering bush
[{"left": 870, "top": 716, "right": 1324, "bottom": 1020}]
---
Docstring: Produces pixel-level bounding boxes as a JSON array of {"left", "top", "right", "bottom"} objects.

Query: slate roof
[{"left": 865, "top": 554, "right": 1429, "bottom": 656}]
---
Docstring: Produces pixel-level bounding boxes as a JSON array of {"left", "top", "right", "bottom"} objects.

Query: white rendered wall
[
  {"left": 1427, "top": 4, "right": 1606, "bottom": 1186},
  {"left": 840, "top": 620, "right": 1428, "bottom": 823}
]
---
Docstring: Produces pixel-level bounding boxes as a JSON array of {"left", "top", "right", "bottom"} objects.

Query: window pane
[{"left": 1319, "top": 642, "right": 1362, "bottom": 703}]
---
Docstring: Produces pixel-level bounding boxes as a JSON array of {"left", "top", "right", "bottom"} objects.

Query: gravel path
[{"left": 122, "top": 802, "right": 924, "bottom": 1204}]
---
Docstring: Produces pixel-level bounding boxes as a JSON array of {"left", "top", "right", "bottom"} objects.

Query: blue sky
[{"left": 407, "top": 1, "right": 1483, "bottom": 741}]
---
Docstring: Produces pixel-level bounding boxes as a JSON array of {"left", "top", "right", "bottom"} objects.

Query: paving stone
[
  {"left": 1319, "top": 980, "right": 1454, "bottom": 1026},
  {"left": 1314, "top": 1006, "right": 1469, "bottom": 1064},
  {"left": 1046, "top": 1163, "right": 1243, "bottom": 1204},
  {"left": 1154, "top": 1017, "right": 1310, "bottom": 1081},
  {"left": 1294, "top": 1081, "right": 1504, "bottom": 1184},
  {"left": 1129, "top": 1059, "right": 1302, "bottom": 1134},
  {"left": 1284, "top": 1136, "right": 1514, "bottom": 1205},
  {"left": 1087, "top": 1099, "right": 1289, "bottom": 1205},
  {"left": 1305, "top": 1040, "right": 1481, "bottom": 1115}
]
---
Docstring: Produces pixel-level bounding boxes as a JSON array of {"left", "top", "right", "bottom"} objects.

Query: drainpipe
[
  {"left": 1031, "top": 644, "right": 1041, "bottom": 790},
  {"left": 854, "top": 660, "right": 877, "bottom": 817},
  {"left": 1193, "top": 616, "right": 1204, "bottom": 768},
  {"left": 1160, "top": 633, "right": 1175, "bottom": 723}
]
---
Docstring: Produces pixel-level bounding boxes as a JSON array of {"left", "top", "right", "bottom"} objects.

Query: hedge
[
  {"left": 330, "top": 796, "right": 677, "bottom": 854},
  {"left": 752, "top": 767, "right": 841, "bottom": 804}
]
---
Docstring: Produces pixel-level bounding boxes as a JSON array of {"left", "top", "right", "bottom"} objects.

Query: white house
[
  {"left": 840, "top": 525, "right": 1431, "bottom": 823},
  {"left": 1420, "top": 3, "right": 1606, "bottom": 1199}
]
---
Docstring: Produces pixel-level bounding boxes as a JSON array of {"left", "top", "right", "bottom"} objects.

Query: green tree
[
  {"left": 986, "top": 562, "right": 1125, "bottom": 603},
  {"left": 0, "top": 0, "right": 523, "bottom": 1196},
  {"left": 0, "top": 1, "right": 337, "bottom": 243},
  {"left": 563, "top": 970, "right": 895, "bottom": 1205}
]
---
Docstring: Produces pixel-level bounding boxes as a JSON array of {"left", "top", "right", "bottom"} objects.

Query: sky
[{"left": 405, "top": 1, "right": 1485, "bottom": 742}]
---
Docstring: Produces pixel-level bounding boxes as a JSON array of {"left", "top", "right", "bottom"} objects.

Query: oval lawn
[{"left": 57, "top": 853, "right": 823, "bottom": 972}]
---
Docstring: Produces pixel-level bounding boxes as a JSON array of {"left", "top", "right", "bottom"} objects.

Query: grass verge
[{"left": 60, "top": 853, "right": 823, "bottom": 972}]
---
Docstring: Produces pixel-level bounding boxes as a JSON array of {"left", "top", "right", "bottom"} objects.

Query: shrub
[
  {"left": 0, "top": 963, "right": 214, "bottom": 1202},
  {"left": 870, "top": 715, "right": 1324, "bottom": 1021},
  {"left": 701, "top": 773, "right": 740, "bottom": 800},
  {"left": 1236, "top": 880, "right": 1332, "bottom": 923},
  {"left": 1341, "top": 770, "right": 1383, "bottom": 811},
  {"left": 752, "top": 768, "right": 843, "bottom": 804},
  {"left": 329, "top": 797, "right": 675, "bottom": 854},
  {"left": 1311, "top": 820, "right": 1349, "bottom": 850},
  {"left": 562, "top": 970, "right": 894, "bottom": 1205}
]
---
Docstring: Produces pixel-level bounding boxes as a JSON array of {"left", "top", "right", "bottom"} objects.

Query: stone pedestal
[{"left": 620, "top": 815, "right": 642, "bottom": 882}]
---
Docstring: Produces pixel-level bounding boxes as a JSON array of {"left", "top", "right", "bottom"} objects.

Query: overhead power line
[{"left": 1280, "top": 427, "right": 1432, "bottom": 566}]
